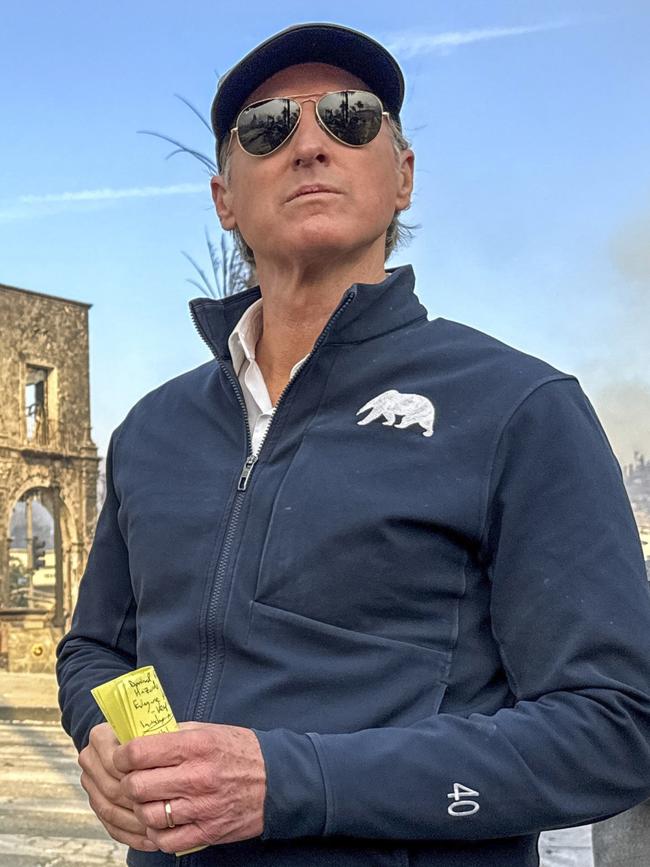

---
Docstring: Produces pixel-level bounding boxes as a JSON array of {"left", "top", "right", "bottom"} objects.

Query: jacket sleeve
[
  {"left": 252, "top": 376, "right": 650, "bottom": 841},
  {"left": 56, "top": 425, "right": 138, "bottom": 753}
]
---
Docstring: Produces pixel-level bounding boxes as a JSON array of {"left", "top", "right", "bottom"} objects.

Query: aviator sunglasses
[{"left": 228, "top": 89, "right": 390, "bottom": 158}]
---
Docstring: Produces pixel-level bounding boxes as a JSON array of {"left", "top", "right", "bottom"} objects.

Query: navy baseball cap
[{"left": 210, "top": 22, "right": 405, "bottom": 166}]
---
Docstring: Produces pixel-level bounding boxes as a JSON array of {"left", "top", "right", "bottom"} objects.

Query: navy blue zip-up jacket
[{"left": 56, "top": 264, "right": 650, "bottom": 866}]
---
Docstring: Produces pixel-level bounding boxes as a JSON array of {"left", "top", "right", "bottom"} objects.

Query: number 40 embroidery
[{"left": 447, "top": 782, "right": 480, "bottom": 816}]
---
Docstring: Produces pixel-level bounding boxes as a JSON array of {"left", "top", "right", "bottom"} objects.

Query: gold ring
[{"left": 164, "top": 799, "right": 175, "bottom": 828}]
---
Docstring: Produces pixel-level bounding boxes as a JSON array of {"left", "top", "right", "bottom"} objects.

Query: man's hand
[
  {"left": 78, "top": 722, "right": 159, "bottom": 852},
  {"left": 112, "top": 721, "right": 267, "bottom": 854}
]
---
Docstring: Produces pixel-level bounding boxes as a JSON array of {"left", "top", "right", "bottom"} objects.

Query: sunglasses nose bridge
[
  {"left": 288, "top": 97, "right": 331, "bottom": 148},
  {"left": 295, "top": 96, "right": 321, "bottom": 128}
]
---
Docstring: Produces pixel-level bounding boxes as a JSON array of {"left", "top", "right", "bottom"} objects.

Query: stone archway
[
  {"left": 8, "top": 490, "right": 55, "bottom": 611},
  {"left": 6, "top": 481, "right": 81, "bottom": 617},
  {"left": 1, "top": 474, "right": 86, "bottom": 672}
]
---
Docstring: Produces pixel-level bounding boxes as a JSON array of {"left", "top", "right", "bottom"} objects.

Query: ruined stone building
[{"left": 0, "top": 282, "right": 98, "bottom": 671}]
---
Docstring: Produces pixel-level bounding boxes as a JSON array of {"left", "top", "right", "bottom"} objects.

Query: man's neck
[{"left": 253, "top": 251, "right": 388, "bottom": 389}]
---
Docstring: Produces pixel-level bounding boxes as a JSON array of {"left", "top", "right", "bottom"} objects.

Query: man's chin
[
  {"left": 284, "top": 224, "right": 371, "bottom": 255},
  {"left": 250, "top": 223, "right": 382, "bottom": 265}
]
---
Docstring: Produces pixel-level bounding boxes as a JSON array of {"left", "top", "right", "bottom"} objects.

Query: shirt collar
[
  {"left": 227, "top": 296, "right": 309, "bottom": 380},
  {"left": 189, "top": 264, "right": 428, "bottom": 362},
  {"left": 227, "top": 296, "right": 263, "bottom": 377}
]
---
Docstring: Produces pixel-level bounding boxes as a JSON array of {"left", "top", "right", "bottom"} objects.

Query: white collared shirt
[{"left": 227, "top": 297, "right": 310, "bottom": 456}]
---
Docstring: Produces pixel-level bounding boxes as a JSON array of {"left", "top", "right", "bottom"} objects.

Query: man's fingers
[
  {"left": 120, "top": 764, "right": 193, "bottom": 804},
  {"left": 79, "top": 747, "right": 134, "bottom": 810},
  {"left": 84, "top": 726, "right": 123, "bottom": 782},
  {"left": 98, "top": 814, "right": 159, "bottom": 853},
  {"left": 113, "top": 730, "right": 188, "bottom": 774},
  {"left": 132, "top": 795, "right": 193, "bottom": 830},
  {"left": 88, "top": 722, "right": 125, "bottom": 781},
  {"left": 99, "top": 744, "right": 126, "bottom": 782},
  {"left": 81, "top": 769, "right": 148, "bottom": 835}
]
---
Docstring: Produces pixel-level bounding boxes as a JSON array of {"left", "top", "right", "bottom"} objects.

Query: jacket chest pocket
[{"left": 234, "top": 599, "right": 450, "bottom": 732}]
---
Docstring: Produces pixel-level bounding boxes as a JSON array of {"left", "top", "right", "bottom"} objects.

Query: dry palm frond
[{"left": 139, "top": 95, "right": 255, "bottom": 297}]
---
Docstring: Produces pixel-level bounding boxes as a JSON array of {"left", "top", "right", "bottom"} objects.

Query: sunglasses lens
[
  {"left": 318, "top": 90, "right": 383, "bottom": 146},
  {"left": 237, "top": 98, "right": 300, "bottom": 155}
]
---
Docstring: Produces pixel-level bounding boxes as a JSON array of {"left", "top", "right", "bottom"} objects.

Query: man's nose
[{"left": 290, "top": 102, "right": 331, "bottom": 167}]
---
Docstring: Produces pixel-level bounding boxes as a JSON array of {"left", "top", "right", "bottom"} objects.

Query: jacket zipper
[{"left": 187, "top": 288, "right": 356, "bottom": 722}]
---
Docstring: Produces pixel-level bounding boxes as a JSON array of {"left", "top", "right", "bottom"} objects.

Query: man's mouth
[{"left": 287, "top": 185, "right": 341, "bottom": 202}]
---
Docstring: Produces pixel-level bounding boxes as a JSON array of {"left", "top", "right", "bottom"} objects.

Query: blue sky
[{"left": 2, "top": 0, "right": 649, "bottom": 466}]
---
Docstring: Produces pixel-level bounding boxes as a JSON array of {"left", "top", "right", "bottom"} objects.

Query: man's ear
[
  {"left": 395, "top": 149, "right": 414, "bottom": 212},
  {"left": 210, "top": 175, "right": 237, "bottom": 230}
]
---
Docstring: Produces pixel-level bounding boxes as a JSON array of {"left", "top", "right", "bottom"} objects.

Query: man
[{"left": 56, "top": 22, "right": 650, "bottom": 867}]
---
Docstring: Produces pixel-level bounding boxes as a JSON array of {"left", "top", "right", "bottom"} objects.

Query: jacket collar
[{"left": 188, "top": 263, "right": 428, "bottom": 361}]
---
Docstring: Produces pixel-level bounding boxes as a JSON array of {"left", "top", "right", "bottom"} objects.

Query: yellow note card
[
  {"left": 92, "top": 665, "right": 177, "bottom": 744},
  {"left": 91, "top": 665, "right": 207, "bottom": 857}
]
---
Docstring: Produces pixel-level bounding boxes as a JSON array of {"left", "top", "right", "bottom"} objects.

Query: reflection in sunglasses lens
[
  {"left": 238, "top": 98, "right": 300, "bottom": 155},
  {"left": 318, "top": 91, "right": 383, "bottom": 146},
  {"left": 236, "top": 90, "right": 383, "bottom": 155}
]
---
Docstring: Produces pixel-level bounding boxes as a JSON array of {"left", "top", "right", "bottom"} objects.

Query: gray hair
[{"left": 215, "top": 114, "right": 415, "bottom": 266}]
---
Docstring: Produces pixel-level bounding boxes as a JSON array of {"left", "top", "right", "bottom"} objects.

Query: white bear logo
[{"left": 356, "top": 389, "right": 435, "bottom": 437}]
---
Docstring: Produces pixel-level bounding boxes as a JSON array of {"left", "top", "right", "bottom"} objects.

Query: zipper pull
[{"left": 237, "top": 454, "right": 258, "bottom": 491}]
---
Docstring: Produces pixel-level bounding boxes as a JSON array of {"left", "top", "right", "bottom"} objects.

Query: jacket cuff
[{"left": 252, "top": 727, "right": 327, "bottom": 839}]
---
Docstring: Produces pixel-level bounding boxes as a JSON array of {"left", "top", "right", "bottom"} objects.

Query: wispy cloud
[
  {"left": 0, "top": 182, "right": 208, "bottom": 222},
  {"left": 385, "top": 21, "right": 572, "bottom": 59},
  {"left": 18, "top": 182, "right": 207, "bottom": 205}
]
